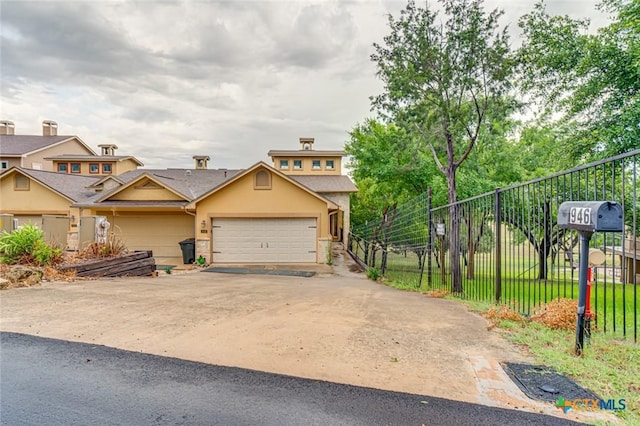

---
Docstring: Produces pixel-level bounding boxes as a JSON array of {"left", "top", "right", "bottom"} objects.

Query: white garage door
[
  {"left": 109, "top": 214, "right": 194, "bottom": 259},
  {"left": 212, "top": 218, "right": 317, "bottom": 263}
]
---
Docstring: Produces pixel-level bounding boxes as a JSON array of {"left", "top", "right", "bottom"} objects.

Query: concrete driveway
[{"left": 0, "top": 253, "right": 606, "bottom": 423}]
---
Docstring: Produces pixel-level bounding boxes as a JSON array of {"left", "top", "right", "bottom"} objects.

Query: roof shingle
[{"left": 0, "top": 135, "right": 78, "bottom": 156}]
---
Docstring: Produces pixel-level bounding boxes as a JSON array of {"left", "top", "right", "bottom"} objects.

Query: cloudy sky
[{"left": 1, "top": 0, "right": 609, "bottom": 170}]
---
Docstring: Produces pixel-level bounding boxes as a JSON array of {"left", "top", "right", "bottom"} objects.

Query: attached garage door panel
[
  {"left": 111, "top": 214, "right": 193, "bottom": 258},
  {"left": 212, "top": 218, "right": 316, "bottom": 263}
]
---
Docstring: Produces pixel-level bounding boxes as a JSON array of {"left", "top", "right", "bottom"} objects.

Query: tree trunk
[
  {"left": 467, "top": 211, "right": 475, "bottom": 279},
  {"left": 537, "top": 200, "right": 552, "bottom": 280},
  {"left": 538, "top": 247, "right": 548, "bottom": 280},
  {"left": 447, "top": 167, "right": 463, "bottom": 293}
]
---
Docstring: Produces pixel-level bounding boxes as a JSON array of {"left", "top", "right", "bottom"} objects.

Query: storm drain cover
[
  {"left": 203, "top": 267, "right": 315, "bottom": 277},
  {"left": 501, "top": 362, "right": 599, "bottom": 403}
]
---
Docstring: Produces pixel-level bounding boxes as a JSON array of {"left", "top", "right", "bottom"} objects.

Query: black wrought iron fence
[{"left": 348, "top": 149, "right": 639, "bottom": 341}]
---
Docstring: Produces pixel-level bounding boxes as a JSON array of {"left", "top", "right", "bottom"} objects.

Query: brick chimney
[
  {"left": 0, "top": 120, "right": 15, "bottom": 135},
  {"left": 193, "top": 155, "right": 210, "bottom": 170},
  {"left": 42, "top": 120, "right": 58, "bottom": 136}
]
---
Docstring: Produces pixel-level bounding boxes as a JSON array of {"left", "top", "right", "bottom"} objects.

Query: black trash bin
[{"left": 178, "top": 238, "right": 195, "bottom": 264}]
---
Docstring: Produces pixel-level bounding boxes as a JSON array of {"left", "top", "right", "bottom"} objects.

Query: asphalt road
[{"left": 0, "top": 332, "right": 582, "bottom": 426}]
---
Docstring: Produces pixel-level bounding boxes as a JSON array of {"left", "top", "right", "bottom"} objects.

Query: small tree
[{"left": 371, "top": 0, "right": 514, "bottom": 292}]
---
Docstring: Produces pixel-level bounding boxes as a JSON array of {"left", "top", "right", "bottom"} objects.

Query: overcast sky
[{"left": 1, "top": 0, "right": 610, "bottom": 170}]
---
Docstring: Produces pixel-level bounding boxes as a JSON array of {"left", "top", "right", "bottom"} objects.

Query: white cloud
[{"left": 1, "top": 0, "right": 609, "bottom": 169}]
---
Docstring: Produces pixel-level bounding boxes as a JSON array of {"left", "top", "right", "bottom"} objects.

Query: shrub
[
  {"left": 0, "top": 225, "right": 62, "bottom": 266},
  {"left": 79, "top": 233, "right": 128, "bottom": 259},
  {"left": 366, "top": 267, "right": 381, "bottom": 281}
]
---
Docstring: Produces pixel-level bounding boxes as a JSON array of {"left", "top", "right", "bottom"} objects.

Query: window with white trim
[
  {"left": 1, "top": 161, "right": 8, "bottom": 170},
  {"left": 279, "top": 160, "right": 289, "bottom": 169},
  {"left": 293, "top": 160, "right": 303, "bottom": 170},
  {"left": 325, "top": 160, "right": 335, "bottom": 170},
  {"left": 312, "top": 160, "right": 321, "bottom": 170}
]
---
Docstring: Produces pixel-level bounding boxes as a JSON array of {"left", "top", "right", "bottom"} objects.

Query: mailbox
[
  {"left": 558, "top": 200, "right": 624, "bottom": 355},
  {"left": 558, "top": 201, "right": 623, "bottom": 233}
]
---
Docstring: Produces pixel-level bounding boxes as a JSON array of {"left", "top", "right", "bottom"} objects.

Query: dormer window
[
  {"left": 312, "top": 160, "right": 321, "bottom": 170},
  {"left": 326, "top": 160, "right": 335, "bottom": 170},
  {"left": 293, "top": 160, "right": 303, "bottom": 170},
  {"left": 279, "top": 160, "right": 289, "bottom": 170}
]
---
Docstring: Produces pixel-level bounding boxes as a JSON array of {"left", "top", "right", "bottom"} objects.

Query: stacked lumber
[{"left": 58, "top": 251, "right": 155, "bottom": 277}]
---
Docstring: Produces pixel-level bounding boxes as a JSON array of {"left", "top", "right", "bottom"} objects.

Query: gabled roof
[
  {"left": 267, "top": 149, "right": 346, "bottom": 157},
  {"left": 1, "top": 167, "right": 101, "bottom": 202},
  {"left": 94, "top": 172, "right": 192, "bottom": 203},
  {"left": 116, "top": 168, "right": 242, "bottom": 199},
  {"left": 43, "top": 154, "right": 144, "bottom": 166},
  {"left": 290, "top": 175, "right": 357, "bottom": 193},
  {"left": 73, "top": 168, "right": 242, "bottom": 207},
  {"left": 87, "top": 175, "right": 125, "bottom": 188},
  {"left": 0, "top": 135, "right": 97, "bottom": 157},
  {"left": 190, "top": 161, "right": 339, "bottom": 209}
]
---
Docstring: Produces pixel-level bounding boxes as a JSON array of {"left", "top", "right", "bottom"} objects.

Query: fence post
[
  {"left": 425, "top": 188, "right": 433, "bottom": 288},
  {"left": 494, "top": 188, "right": 502, "bottom": 303}
]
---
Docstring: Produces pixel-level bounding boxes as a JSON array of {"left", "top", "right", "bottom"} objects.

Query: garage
[
  {"left": 101, "top": 213, "right": 194, "bottom": 259},
  {"left": 212, "top": 218, "right": 317, "bottom": 263}
]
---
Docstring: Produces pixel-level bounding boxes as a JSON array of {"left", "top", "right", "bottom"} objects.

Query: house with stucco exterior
[{"left": 1, "top": 122, "right": 356, "bottom": 265}]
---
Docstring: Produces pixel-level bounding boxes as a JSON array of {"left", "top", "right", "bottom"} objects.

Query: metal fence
[{"left": 348, "top": 149, "right": 639, "bottom": 341}]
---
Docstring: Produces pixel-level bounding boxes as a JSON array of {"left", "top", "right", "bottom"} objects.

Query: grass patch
[{"left": 460, "top": 299, "right": 639, "bottom": 425}]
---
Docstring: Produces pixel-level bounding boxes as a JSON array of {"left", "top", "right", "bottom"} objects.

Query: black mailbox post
[{"left": 558, "top": 201, "right": 623, "bottom": 355}]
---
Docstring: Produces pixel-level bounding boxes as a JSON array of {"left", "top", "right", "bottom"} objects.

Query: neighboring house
[
  {"left": 0, "top": 120, "right": 143, "bottom": 175},
  {"left": 0, "top": 130, "right": 356, "bottom": 265},
  {"left": 0, "top": 120, "right": 97, "bottom": 172},
  {"left": 45, "top": 144, "right": 143, "bottom": 176},
  {"left": 267, "top": 138, "right": 353, "bottom": 244}
]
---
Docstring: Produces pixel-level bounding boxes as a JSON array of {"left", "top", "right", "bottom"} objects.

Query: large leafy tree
[
  {"left": 346, "top": 119, "right": 439, "bottom": 226},
  {"left": 518, "top": 0, "right": 640, "bottom": 160},
  {"left": 371, "top": 0, "right": 514, "bottom": 292}
]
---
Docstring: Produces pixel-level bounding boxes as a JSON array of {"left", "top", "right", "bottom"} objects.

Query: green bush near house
[{"left": 0, "top": 224, "right": 62, "bottom": 266}]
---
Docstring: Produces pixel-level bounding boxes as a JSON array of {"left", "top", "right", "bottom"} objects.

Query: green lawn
[{"left": 377, "top": 250, "right": 639, "bottom": 340}]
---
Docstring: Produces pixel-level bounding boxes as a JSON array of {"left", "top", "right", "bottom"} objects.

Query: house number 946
[{"left": 569, "top": 207, "right": 592, "bottom": 225}]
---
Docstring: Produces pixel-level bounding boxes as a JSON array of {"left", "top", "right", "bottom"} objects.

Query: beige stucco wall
[
  {"left": 26, "top": 138, "right": 94, "bottom": 171},
  {"left": 271, "top": 156, "right": 342, "bottom": 175},
  {"left": 320, "top": 192, "right": 350, "bottom": 244},
  {"left": 114, "top": 160, "right": 138, "bottom": 175},
  {"left": 0, "top": 172, "right": 72, "bottom": 215},
  {"left": 194, "top": 168, "right": 332, "bottom": 263}
]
